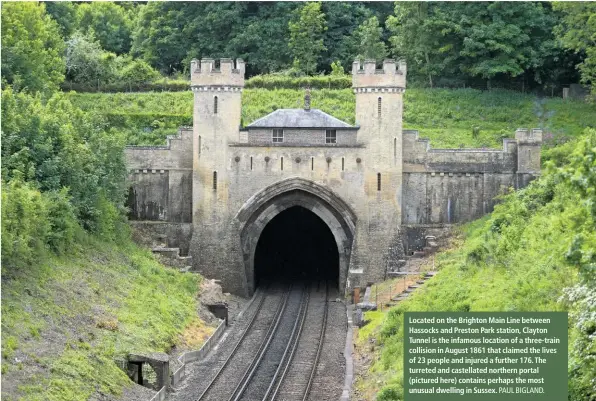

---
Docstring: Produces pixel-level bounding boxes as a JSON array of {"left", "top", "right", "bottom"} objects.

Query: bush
[
  {"left": 1, "top": 180, "right": 51, "bottom": 267},
  {"left": 60, "top": 78, "right": 189, "bottom": 93},
  {"left": 66, "top": 31, "right": 115, "bottom": 86},
  {"left": 1, "top": 87, "right": 127, "bottom": 238},
  {"left": 245, "top": 74, "right": 352, "bottom": 90},
  {"left": 45, "top": 188, "right": 80, "bottom": 254},
  {"left": 118, "top": 58, "right": 160, "bottom": 88}
]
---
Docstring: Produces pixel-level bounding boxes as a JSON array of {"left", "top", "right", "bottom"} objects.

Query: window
[
  {"left": 326, "top": 129, "right": 337, "bottom": 144},
  {"left": 281, "top": 157, "right": 284, "bottom": 170},
  {"left": 378, "top": 97, "right": 382, "bottom": 117},
  {"left": 342, "top": 157, "right": 345, "bottom": 171},
  {"left": 272, "top": 129, "right": 284, "bottom": 143},
  {"left": 199, "top": 135, "right": 202, "bottom": 155},
  {"left": 311, "top": 157, "right": 314, "bottom": 171},
  {"left": 213, "top": 171, "right": 217, "bottom": 190},
  {"left": 377, "top": 173, "right": 381, "bottom": 191},
  {"left": 250, "top": 156, "right": 253, "bottom": 170},
  {"left": 214, "top": 96, "right": 218, "bottom": 114}
]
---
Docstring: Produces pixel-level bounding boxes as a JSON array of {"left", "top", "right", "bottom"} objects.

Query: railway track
[
  {"left": 196, "top": 283, "right": 291, "bottom": 401},
  {"left": 191, "top": 280, "right": 336, "bottom": 401},
  {"left": 267, "top": 281, "right": 330, "bottom": 401},
  {"left": 231, "top": 284, "right": 309, "bottom": 401}
]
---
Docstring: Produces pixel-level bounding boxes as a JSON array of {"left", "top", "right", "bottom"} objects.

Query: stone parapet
[
  {"left": 191, "top": 58, "right": 245, "bottom": 88},
  {"left": 352, "top": 59, "right": 406, "bottom": 89}
]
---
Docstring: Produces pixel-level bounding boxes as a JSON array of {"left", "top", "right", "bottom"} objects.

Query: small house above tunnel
[{"left": 254, "top": 206, "right": 339, "bottom": 287}]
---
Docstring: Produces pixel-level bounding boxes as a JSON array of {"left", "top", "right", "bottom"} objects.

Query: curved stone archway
[{"left": 235, "top": 177, "right": 357, "bottom": 295}]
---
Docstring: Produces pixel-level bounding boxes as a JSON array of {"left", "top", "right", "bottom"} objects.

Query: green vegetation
[
  {"left": 1, "top": 2, "right": 65, "bottom": 93},
  {"left": 3, "top": 2, "right": 595, "bottom": 93},
  {"left": 1, "top": 60, "right": 202, "bottom": 401},
  {"left": 66, "top": 88, "right": 596, "bottom": 148},
  {"left": 1, "top": 207, "right": 200, "bottom": 400},
  {"left": 357, "top": 130, "right": 596, "bottom": 401},
  {"left": 555, "top": 3, "right": 596, "bottom": 98},
  {"left": 288, "top": 2, "right": 327, "bottom": 75}
]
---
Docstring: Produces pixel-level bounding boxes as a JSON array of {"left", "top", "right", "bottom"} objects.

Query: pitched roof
[{"left": 246, "top": 109, "right": 354, "bottom": 129}]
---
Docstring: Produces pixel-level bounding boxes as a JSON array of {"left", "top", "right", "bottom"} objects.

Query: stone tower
[
  {"left": 351, "top": 59, "right": 407, "bottom": 275},
  {"left": 515, "top": 128, "right": 542, "bottom": 188},
  {"left": 124, "top": 56, "right": 542, "bottom": 297},
  {"left": 190, "top": 58, "right": 245, "bottom": 287}
]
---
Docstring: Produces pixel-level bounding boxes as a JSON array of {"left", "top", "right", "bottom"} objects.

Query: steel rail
[
  {"left": 196, "top": 285, "right": 269, "bottom": 401},
  {"left": 263, "top": 283, "right": 311, "bottom": 401},
  {"left": 302, "top": 281, "right": 329, "bottom": 401},
  {"left": 228, "top": 284, "right": 296, "bottom": 401}
]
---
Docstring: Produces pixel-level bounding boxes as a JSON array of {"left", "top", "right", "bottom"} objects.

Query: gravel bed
[
  {"left": 307, "top": 286, "right": 347, "bottom": 401},
  {"left": 167, "top": 282, "right": 348, "bottom": 401},
  {"left": 168, "top": 285, "right": 287, "bottom": 401},
  {"left": 273, "top": 282, "right": 329, "bottom": 401},
  {"left": 237, "top": 285, "right": 307, "bottom": 401}
]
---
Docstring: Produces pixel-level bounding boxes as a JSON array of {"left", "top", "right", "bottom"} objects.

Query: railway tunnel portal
[
  {"left": 237, "top": 179, "right": 356, "bottom": 296},
  {"left": 124, "top": 57, "right": 542, "bottom": 297}
]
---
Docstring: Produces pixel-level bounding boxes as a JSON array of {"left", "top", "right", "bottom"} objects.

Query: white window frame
[
  {"left": 272, "top": 129, "right": 284, "bottom": 143},
  {"left": 325, "top": 129, "right": 337, "bottom": 144}
]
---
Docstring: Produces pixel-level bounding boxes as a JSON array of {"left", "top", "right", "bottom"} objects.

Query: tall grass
[
  {"left": 68, "top": 88, "right": 595, "bottom": 148},
  {"left": 361, "top": 131, "right": 596, "bottom": 401}
]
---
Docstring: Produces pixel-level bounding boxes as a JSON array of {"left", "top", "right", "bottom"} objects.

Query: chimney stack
[{"left": 304, "top": 88, "right": 311, "bottom": 111}]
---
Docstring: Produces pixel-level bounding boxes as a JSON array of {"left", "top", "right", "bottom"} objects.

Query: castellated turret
[
  {"left": 515, "top": 128, "right": 542, "bottom": 174},
  {"left": 352, "top": 59, "right": 407, "bottom": 91},
  {"left": 191, "top": 58, "right": 245, "bottom": 88}
]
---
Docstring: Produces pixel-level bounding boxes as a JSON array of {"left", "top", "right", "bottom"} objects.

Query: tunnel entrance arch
[
  {"left": 236, "top": 178, "right": 356, "bottom": 295},
  {"left": 254, "top": 206, "right": 339, "bottom": 286}
]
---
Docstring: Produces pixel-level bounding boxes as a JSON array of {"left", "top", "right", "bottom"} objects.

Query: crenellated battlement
[
  {"left": 515, "top": 128, "right": 543, "bottom": 144},
  {"left": 352, "top": 59, "right": 407, "bottom": 90},
  {"left": 191, "top": 58, "right": 245, "bottom": 88}
]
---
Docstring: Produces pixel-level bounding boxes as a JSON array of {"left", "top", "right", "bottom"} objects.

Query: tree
[
  {"left": 228, "top": 2, "right": 298, "bottom": 75},
  {"left": 442, "top": 2, "right": 557, "bottom": 87},
  {"left": 76, "top": 2, "right": 133, "bottom": 54},
  {"left": 1, "top": 88, "right": 127, "bottom": 233},
  {"left": 1, "top": 2, "right": 65, "bottom": 93},
  {"left": 132, "top": 2, "right": 249, "bottom": 74},
  {"left": 320, "top": 2, "right": 373, "bottom": 73},
  {"left": 131, "top": 3, "right": 191, "bottom": 74},
  {"left": 45, "top": 1, "right": 77, "bottom": 37},
  {"left": 387, "top": 2, "right": 447, "bottom": 87},
  {"left": 388, "top": 2, "right": 559, "bottom": 88},
  {"left": 289, "top": 2, "right": 327, "bottom": 75},
  {"left": 354, "top": 16, "right": 387, "bottom": 62},
  {"left": 554, "top": 2, "right": 596, "bottom": 97},
  {"left": 65, "top": 31, "right": 114, "bottom": 85}
]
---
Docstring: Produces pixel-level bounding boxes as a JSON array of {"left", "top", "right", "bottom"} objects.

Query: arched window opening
[
  {"left": 250, "top": 156, "right": 253, "bottom": 170},
  {"left": 214, "top": 96, "right": 218, "bottom": 114},
  {"left": 342, "top": 157, "right": 345, "bottom": 171},
  {"left": 394, "top": 137, "right": 397, "bottom": 160},
  {"left": 213, "top": 171, "right": 217, "bottom": 190},
  {"left": 281, "top": 157, "right": 284, "bottom": 171},
  {"left": 199, "top": 135, "right": 202, "bottom": 155},
  {"left": 377, "top": 97, "right": 382, "bottom": 117},
  {"left": 311, "top": 157, "right": 314, "bottom": 171},
  {"left": 377, "top": 173, "right": 381, "bottom": 191}
]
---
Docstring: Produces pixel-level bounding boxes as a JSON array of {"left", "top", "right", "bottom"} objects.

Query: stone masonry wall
[
  {"left": 124, "top": 57, "right": 542, "bottom": 297},
  {"left": 243, "top": 128, "right": 358, "bottom": 147}
]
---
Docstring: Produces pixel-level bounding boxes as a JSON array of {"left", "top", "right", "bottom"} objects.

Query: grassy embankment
[
  {"left": 67, "top": 88, "right": 596, "bottom": 148},
  {"left": 353, "top": 131, "right": 596, "bottom": 401},
  {"left": 1, "top": 218, "right": 208, "bottom": 401}
]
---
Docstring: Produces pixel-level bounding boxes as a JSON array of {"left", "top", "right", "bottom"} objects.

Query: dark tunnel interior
[{"left": 254, "top": 206, "right": 339, "bottom": 287}]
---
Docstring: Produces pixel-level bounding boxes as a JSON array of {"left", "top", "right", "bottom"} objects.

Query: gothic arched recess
[{"left": 235, "top": 178, "right": 357, "bottom": 295}]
